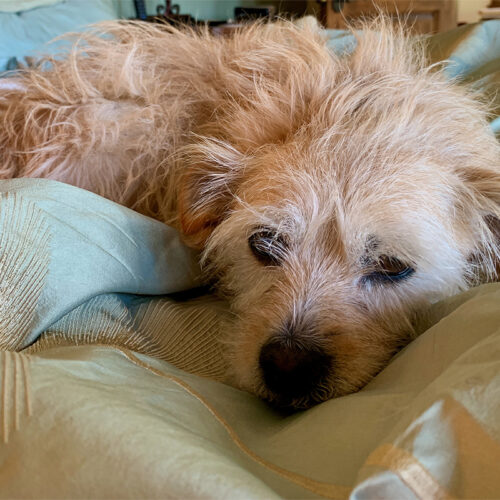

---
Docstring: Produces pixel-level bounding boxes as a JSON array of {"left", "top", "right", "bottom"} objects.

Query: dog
[{"left": 0, "top": 17, "right": 499, "bottom": 409}]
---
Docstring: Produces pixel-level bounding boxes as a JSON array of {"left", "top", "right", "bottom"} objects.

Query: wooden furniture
[
  {"left": 479, "top": 8, "right": 500, "bottom": 19},
  {"left": 315, "top": 0, "right": 458, "bottom": 34},
  {"left": 480, "top": 1, "right": 500, "bottom": 19}
]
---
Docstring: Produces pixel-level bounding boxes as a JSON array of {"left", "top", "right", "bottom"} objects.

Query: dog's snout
[{"left": 259, "top": 339, "right": 331, "bottom": 400}]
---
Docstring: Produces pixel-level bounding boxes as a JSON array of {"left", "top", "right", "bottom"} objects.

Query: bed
[{"left": 0, "top": 5, "right": 500, "bottom": 499}]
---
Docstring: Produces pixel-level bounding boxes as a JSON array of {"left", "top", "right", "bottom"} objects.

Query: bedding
[
  {"left": 0, "top": 20, "right": 499, "bottom": 500},
  {"left": 0, "top": 0, "right": 62, "bottom": 13},
  {"left": 0, "top": 0, "right": 125, "bottom": 71},
  {"left": 0, "top": 179, "right": 499, "bottom": 499}
]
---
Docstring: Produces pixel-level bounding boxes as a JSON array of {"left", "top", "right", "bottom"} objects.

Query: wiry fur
[{"left": 0, "top": 18, "right": 499, "bottom": 408}]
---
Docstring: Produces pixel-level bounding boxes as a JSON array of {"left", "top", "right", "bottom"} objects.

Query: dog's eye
[
  {"left": 364, "top": 255, "right": 414, "bottom": 284},
  {"left": 248, "top": 228, "right": 288, "bottom": 266}
]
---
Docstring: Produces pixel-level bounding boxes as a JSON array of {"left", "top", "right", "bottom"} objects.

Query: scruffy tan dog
[{"left": 0, "top": 18, "right": 499, "bottom": 408}]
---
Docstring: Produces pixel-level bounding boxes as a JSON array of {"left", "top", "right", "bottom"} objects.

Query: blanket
[
  {"left": 0, "top": 183, "right": 499, "bottom": 499},
  {"left": 1, "top": 21, "right": 500, "bottom": 500}
]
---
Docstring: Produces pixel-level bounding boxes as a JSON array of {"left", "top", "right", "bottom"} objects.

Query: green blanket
[{"left": 1, "top": 21, "right": 500, "bottom": 499}]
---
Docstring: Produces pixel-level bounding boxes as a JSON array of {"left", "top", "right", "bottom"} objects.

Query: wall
[
  {"left": 458, "top": 0, "right": 489, "bottom": 23},
  {"left": 160, "top": 0, "right": 239, "bottom": 21}
]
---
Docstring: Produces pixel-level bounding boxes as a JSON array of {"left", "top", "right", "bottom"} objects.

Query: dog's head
[{"left": 176, "top": 19, "right": 500, "bottom": 408}]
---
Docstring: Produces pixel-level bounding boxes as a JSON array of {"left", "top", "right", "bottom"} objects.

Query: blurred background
[
  {"left": 121, "top": 0, "right": 495, "bottom": 29},
  {"left": 0, "top": 0, "right": 498, "bottom": 72}
]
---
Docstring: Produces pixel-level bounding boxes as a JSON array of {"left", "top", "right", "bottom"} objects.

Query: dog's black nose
[{"left": 259, "top": 339, "right": 331, "bottom": 400}]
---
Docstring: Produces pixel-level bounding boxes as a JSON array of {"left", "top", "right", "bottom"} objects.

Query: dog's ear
[
  {"left": 177, "top": 139, "right": 244, "bottom": 249},
  {"left": 458, "top": 164, "right": 500, "bottom": 280}
]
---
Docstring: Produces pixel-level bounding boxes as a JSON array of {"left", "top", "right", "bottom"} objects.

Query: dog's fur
[{"left": 0, "top": 18, "right": 499, "bottom": 408}]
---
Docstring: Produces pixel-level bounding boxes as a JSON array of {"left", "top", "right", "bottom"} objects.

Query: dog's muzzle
[{"left": 259, "top": 338, "right": 331, "bottom": 406}]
